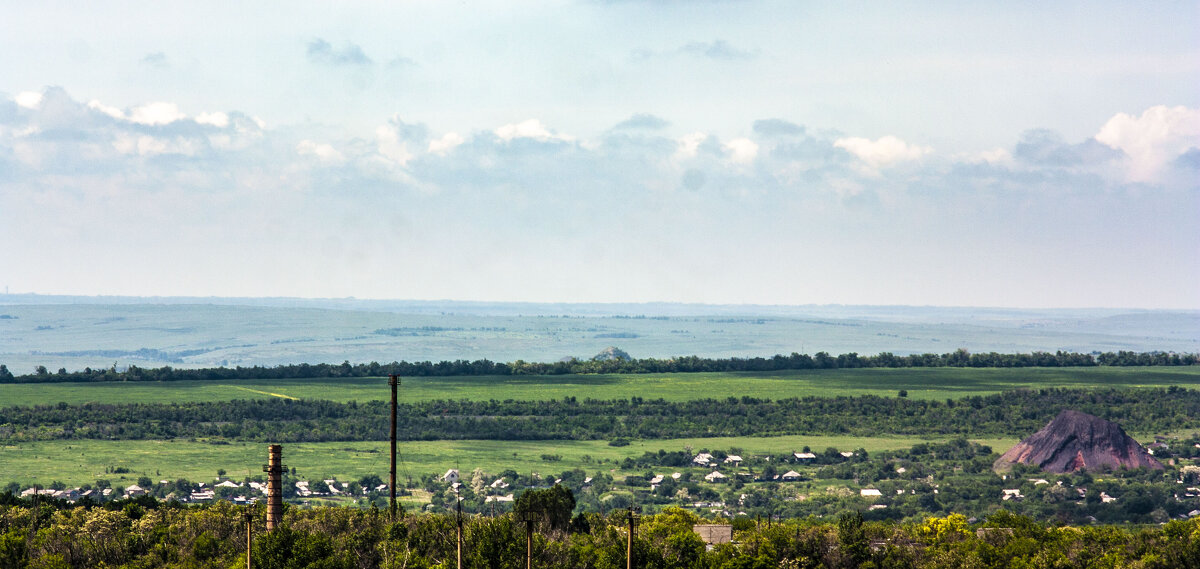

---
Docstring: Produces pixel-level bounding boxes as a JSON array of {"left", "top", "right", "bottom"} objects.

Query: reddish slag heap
[{"left": 994, "top": 409, "right": 1164, "bottom": 473}]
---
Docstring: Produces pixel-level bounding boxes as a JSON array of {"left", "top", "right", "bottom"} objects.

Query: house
[
  {"left": 490, "top": 478, "right": 510, "bottom": 489},
  {"left": 793, "top": 452, "right": 816, "bottom": 461},
  {"left": 649, "top": 475, "right": 665, "bottom": 485},
  {"left": 868, "top": 504, "right": 888, "bottom": 510},
  {"left": 704, "top": 471, "right": 727, "bottom": 482},
  {"left": 216, "top": 480, "right": 241, "bottom": 488},
  {"left": 124, "top": 484, "right": 147, "bottom": 497},
  {"left": 1002, "top": 489, "right": 1023, "bottom": 501},
  {"left": 485, "top": 494, "right": 514, "bottom": 503},
  {"left": 1101, "top": 492, "right": 1118, "bottom": 503},
  {"left": 190, "top": 490, "right": 215, "bottom": 502},
  {"left": 724, "top": 455, "right": 742, "bottom": 466},
  {"left": 693, "top": 453, "right": 714, "bottom": 466},
  {"left": 780, "top": 470, "right": 802, "bottom": 481},
  {"left": 671, "top": 472, "right": 682, "bottom": 480},
  {"left": 442, "top": 469, "right": 460, "bottom": 484},
  {"left": 860, "top": 488, "right": 882, "bottom": 497},
  {"left": 840, "top": 451, "right": 855, "bottom": 458}
]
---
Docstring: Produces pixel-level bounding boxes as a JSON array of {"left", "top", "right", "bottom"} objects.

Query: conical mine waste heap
[{"left": 994, "top": 410, "right": 1164, "bottom": 473}]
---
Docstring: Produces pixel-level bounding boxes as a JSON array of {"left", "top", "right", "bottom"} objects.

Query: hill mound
[
  {"left": 592, "top": 346, "right": 632, "bottom": 362},
  {"left": 994, "top": 410, "right": 1163, "bottom": 473}
]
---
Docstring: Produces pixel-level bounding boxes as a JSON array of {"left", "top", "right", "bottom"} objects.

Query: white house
[
  {"left": 693, "top": 453, "right": 714, "bottom": 466},
  {"left": 704, "top": 471, "right": 727, "bottom": 482},
  {"left": 860, "top": 488, "right": 882, "bottom": 497},
  {"left": 443, "top": 469, "right": 460, "bottom": 484},
  {"left": 724, "top": 455, "right": 742, "bottom": 465},
  {"left": 780, "top": 470, "right": 802, "bottom": 481},
  {"left": 794, "top": 452, "right": 816, "bottom": 460}
]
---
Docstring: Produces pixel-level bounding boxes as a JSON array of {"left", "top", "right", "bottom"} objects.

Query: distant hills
[{"left": 0, "top": 295, "right": 1196, "bottom": 374}]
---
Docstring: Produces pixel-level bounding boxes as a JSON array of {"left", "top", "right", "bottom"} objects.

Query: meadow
[
  {"left": 2, "top": 366, "right": 1199, "bottom": 407},
  {"left": 0, "top": 435, "right": 1018, "bottom": 489}
]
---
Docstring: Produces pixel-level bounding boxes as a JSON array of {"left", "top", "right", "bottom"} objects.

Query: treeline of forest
[
  {"left": 2, "top": 387, "right": 1194, "bottom": 442},
  {"left": 1, "top": 349, "right": 1196, "bottom": 383},
  {"left": 1, "top": 495, "right": 1198, "bottom": 569}
]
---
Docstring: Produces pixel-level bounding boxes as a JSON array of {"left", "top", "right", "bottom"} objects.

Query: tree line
[
  {"left": 1, "top": 349, "right": 1196, "bottom": 383},
  {"left": 0, "top": 494, "right": 1198, "bottom": 568},
  {"left": 2, "top": 387, "right": 1195, "bottom": 442}
]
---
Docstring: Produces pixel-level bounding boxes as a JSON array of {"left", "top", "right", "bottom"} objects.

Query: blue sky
[{"left": 1, "top": 1, "right": 1197, "bottom": 308}]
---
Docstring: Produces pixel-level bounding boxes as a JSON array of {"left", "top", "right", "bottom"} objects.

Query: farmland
[
  {"left": 3, "top": 366, "right": 1199, "bottom": 407},
  {"left": 0, "top": 435, "right": 1019, "bottom": 489}
]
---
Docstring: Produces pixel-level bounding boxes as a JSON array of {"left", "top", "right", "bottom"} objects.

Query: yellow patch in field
[{"left": 228, "top": 386, "right": 299, "bottom": 400}]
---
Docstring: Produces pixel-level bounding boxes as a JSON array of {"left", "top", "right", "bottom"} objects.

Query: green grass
[
  {"left": 2, "top": 366, "right": 1198, "bottom": 407},
  {"left": 0, "top": 435, "right": 1019, "bottom": 489}
]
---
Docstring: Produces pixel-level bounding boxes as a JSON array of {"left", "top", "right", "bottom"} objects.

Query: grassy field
[
  {"left": 0, "top": 435, "right": 1019, "bottom": 489},
  {"left": 1, "top": 366, "right": 1198, "bottom": 407}
]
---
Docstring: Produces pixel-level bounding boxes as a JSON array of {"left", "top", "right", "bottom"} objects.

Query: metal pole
[
  {"left": 626, "top": 508, "right": 636, "bottom": 569},
  {"left": 525, "top": 516, "right": 535, "bottom": 569},
  {"left": 245, "top": 509, "right": 253, "bottom": 569},
  {"left": 456, "top": 495, "right": 463, "bottom": 569},
  {"left": 389, "top": 374, "right": 399, "bottom": 523}
]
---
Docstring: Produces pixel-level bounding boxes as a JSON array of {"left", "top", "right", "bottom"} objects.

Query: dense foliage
[
  {"left": 1, "top": 349, "right": 1195, "bottom": 383},
  {"left": 1, "top": 495, "right": 1199, "bottom": 568},
  {"left": 1, "top": 387, "right": 1196, "bottom": 442}
]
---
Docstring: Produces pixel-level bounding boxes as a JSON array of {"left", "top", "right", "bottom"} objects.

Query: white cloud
[
  {"left": 87, "top": 100, "right": 126, "bottom": 120},
  {"left": 1095, "top": 105, "right": 1200, "bottom": 182},
  {"left": 724, "top": 138, "right": 759, "bottom": 165},
  {"left": 296, "top": 140, "right": 345, "bottom": 164},
  {"left": 195, "top": 112, "right": 229, "bottom": 128},
  {"left": 428, "top": 132, "right": 464, "bottom": 155},
  {"left": 494, "top": 119, "right": 569, "bottom": 142},
  {"left": 958, "top": 148, "right": 1012, "bottom": 165},
  {"left": 129, "top": 102, "right": 185, "bottom": 125},
  {"left": 675, "top": 132, "right": 708, "bottom": 159},
  {"left": 376, "top": 125, "right": 413, "bottom": 165},
  {"left": 15, "top": 91, "right": 43, "bottom": 109},
  {"left": 834, "top": 135, "right": 931, "bottom": 169}
]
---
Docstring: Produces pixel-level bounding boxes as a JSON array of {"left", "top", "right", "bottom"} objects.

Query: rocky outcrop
[
  {"left": 592, "top": 346, "right": 632, "bottom": 362},
  {"left": 994, "top": 410, "right": 1163, "bottom": 473}
]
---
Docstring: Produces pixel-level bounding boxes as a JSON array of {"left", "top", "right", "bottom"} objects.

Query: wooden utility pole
[
  {"left": 626, "top": 507, "right": 638, "bottom": 569},
  {"left": 244, "top": 509, "right": 253, "bottom": 569},
  {"left": 389, "top": 374, "right": 399, "bottom": 523},
  {"left": 523, "top": 514, "right": 536, "bottom": 569},
  {"left": 455, "top": 492, "right": 464, "bottom": 569}
]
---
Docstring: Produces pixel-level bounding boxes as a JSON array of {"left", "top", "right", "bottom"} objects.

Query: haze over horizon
[{"left": 2, "top": 2, "right": 1197, "bottom": 309}]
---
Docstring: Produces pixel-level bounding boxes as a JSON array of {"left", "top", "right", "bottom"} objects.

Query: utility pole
[
  {"left": 455, "top": 488, "right": 464, "bottom": 569},
  {"left": 523, "top": 513, "right": 536, "bottom": 569},
  {"left": 389, "top": 374, "right": 399, "bottom": 523},
  {"left": 244, "top": 508, "right": 253, "bottom": 569},
  {"left": 626, "top": 507, "right": 639, "bottom": 569}
]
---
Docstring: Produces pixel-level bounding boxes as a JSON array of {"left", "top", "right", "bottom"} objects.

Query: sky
[{"left": 1, "top": 1, "right": 1197, "bottom": 308}]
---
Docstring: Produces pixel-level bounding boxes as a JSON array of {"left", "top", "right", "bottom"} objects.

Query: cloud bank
[{"left": 0, "top": 88, "right": 1196, "bottom": 307}]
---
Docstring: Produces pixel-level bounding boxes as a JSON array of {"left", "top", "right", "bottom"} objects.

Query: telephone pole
[
  {"left": 523, "top": 512, "right": 536, "bottom": 569},
  {"left": 389, "top": 374, "right": 399, "bottom": 523},
  {"left": 626, "top": 507, "right": 639, "bottom": 569},
  {"left": 244, "top": 508, "right": 254, "bottom": 569},
  {"left": 455, "top": 491, "right": 464, "bottom": 569}
]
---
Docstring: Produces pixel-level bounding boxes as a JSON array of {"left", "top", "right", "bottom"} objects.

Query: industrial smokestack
[{"left": 263, "top": 444, "right": 285, "bottom": 530}]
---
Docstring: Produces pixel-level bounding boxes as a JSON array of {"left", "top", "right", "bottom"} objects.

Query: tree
[
  {"left": 514, "top": 485, "right": 576, "bottom": 532},
  {"left": 837, "top": 511, "right": 869, "bottom": 568}
]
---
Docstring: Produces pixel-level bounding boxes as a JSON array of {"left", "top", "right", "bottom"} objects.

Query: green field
[
  {"left": 0, "top": 435, "right": 1019, "bottom": 489},
  {"left": 2, "top": 366, "right": 1198, "bottom": 407}
]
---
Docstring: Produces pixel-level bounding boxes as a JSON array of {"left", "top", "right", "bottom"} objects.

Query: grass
[
  {"left": 2, "top": 366, "right": 1199, "bottom": 407},
  {"left": 0, "top": 435, "right": 1018, "bottom": 489}
]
